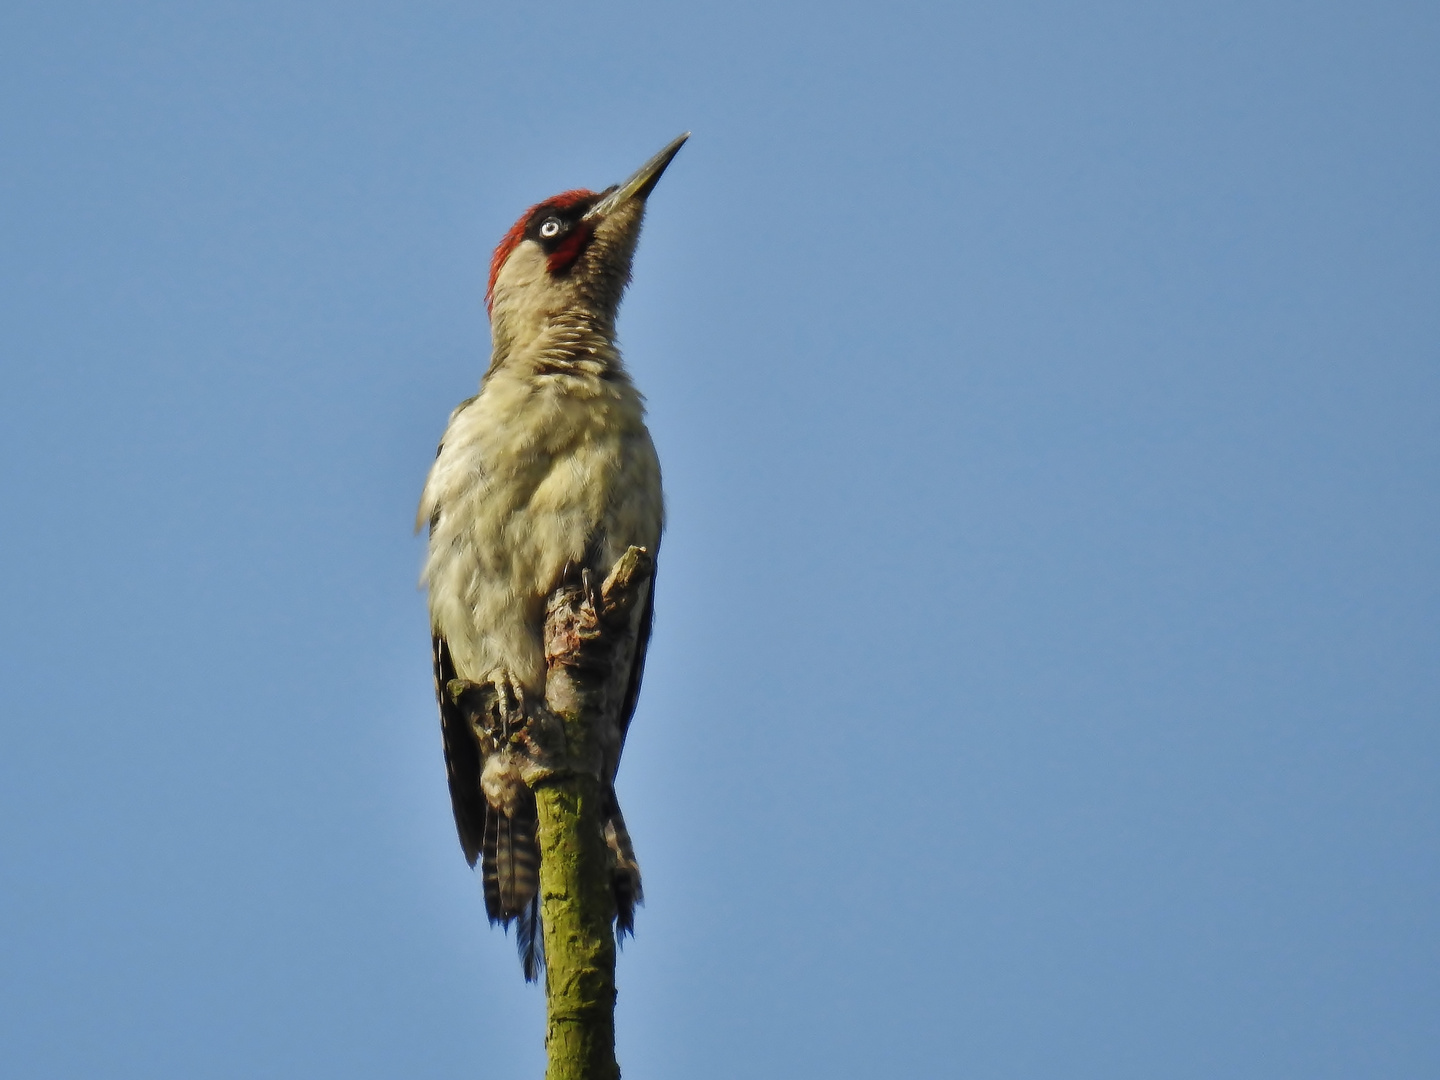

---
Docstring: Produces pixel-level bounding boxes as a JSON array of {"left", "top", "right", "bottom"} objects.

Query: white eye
[{"left": 539, "top": 217, "right": 562, "bottom": 238}]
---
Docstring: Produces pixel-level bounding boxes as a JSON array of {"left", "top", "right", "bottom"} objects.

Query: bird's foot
[
  {"left": 448, "top": 668, "right": 527, "bottom": 748},
  {"left": 447, "top": 668, "right": 567, "bottom": 783},
  {"left": 481, "top": 667, "right": 527, "bottom": 740}
]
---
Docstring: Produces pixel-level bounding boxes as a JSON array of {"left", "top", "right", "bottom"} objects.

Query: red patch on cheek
[{"left": 545, "top": 224, "right": 594, "bottom": 275}]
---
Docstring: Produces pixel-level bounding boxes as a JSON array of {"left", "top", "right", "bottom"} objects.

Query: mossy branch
[{"left": 532, "top": 546, "right": 654, "bottom": 1080}]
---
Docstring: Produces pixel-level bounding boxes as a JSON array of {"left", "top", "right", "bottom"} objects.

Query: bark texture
[
  {"left": 535, "top": 778, "right": 619, "bottom": 1080},
  {"left": 534, "top": 546, "right": 654, "bottom": 1080}
]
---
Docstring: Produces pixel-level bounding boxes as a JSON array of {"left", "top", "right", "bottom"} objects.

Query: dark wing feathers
[
  {"left": 432, "top": 635, "right": 485, "bottom": 867},
  {"left": 615, "top": 567, "right": 657, "bottom": 756},
  {"left": 606, "top": 554, "right": 657, "bottom": 935}
]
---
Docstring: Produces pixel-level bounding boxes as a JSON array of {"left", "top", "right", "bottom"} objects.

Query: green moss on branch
[{"left": 533, "top": 546, "right": 653, "bottom": 1080}]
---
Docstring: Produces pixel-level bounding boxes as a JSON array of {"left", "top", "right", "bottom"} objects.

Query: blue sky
[{"left": 1, "top": 2, "right": 1436, "bottom": 1077}]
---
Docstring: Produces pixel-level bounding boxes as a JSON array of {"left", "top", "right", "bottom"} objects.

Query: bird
[{"left": 418, "top": 134, "right": 686, "bottom": 979}]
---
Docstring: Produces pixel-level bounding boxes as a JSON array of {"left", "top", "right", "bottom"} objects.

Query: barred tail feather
[
  {"left": 481, "top": 797, "right": 544, "bottom": 981},
  {"left": 603, "top": 789, "right": 643, "bottom": 938},
  {"left": 481, "top": 791, "right": 542, "bottom": 980}
]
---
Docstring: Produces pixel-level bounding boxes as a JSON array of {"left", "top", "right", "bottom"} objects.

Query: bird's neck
[{"left": 489, "top": 306, "right": 623, "bottom": 382}]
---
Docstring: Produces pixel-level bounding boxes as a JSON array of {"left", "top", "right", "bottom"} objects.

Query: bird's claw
[
  {"left": 482, "top": 668, "right": 526, "bottom": 739},
  {"left": 580, "top": 567, "right": 601, "bottom": 611},
  {"left": 450, "top": 668, "right": 528, "bottom": 749}
]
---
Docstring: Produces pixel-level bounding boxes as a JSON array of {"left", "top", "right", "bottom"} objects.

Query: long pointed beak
[{"left": 582, "top": 133, "right": 690, "bottom": 222}]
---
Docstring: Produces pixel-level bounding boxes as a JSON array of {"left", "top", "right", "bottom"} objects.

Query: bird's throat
[{"left": 490, "top": 308, "right": 623, "bottom": 382}]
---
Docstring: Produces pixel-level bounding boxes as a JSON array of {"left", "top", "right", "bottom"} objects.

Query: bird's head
[{"left": 486, "top": 133, "right": 688, "bottom": 354}]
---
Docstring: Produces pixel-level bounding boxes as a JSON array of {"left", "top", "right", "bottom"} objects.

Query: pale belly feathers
[{"left": 419, "top": 364, "right": 663, "bottom": 691}]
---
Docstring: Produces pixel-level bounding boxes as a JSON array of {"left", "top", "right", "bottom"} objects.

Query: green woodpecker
[{"left": 418, "top": 135, "right": 686, "bottom": 979}]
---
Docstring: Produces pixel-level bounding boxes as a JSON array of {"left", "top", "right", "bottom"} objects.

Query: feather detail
[
  {"left": 604, "top": 790, "right": 643, "bottom": 938},
  {"left": 482, "top": 796, "right": 541, "bottom": 925},
  {"left": 516, "top": 892, "right": 545, "bottom": 982},
  {"left": 432, "top": 637, "right": 485, "bottom": 867}
]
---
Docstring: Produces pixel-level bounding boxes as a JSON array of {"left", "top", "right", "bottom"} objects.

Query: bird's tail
[
  {"left": 604, "top": 788, "right": 644, "bottom": 938},
  {"left": 481, "top": 794, "right": 544, "bottom": 980},
  {"left": 515, "top": 892, "right": 544, "bottom": 982},
  {"left": 482, "top": 786, "right": 643, "bottom": 977}
]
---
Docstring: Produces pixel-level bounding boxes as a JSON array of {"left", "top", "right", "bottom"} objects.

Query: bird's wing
[
  {"left": 432, "top": 634, "right": 486, "bottom": 867},
  {"left": 425, "top": 403, "right": 489, "bottom": 867},
  {"left": 605, "top": 558, "right": 655, "bottom": 934},
  {"left": 614, "top": 548, "right": 658, "bottom": 766}
]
